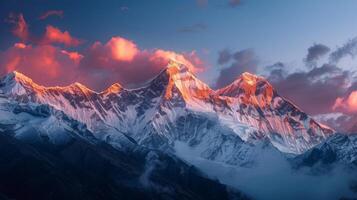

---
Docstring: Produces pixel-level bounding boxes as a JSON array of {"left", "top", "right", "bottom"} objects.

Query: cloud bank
[
  {"left": 1, "top": 13, "right": 204, "bottom": 91},
  {"left": 264, "top": 39, "right": 357, "bottom": 132},
  {"left": 176, "top": 142, "right": 357, "bottom": 200}
]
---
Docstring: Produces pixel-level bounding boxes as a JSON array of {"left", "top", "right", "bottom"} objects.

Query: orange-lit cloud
[
  {"left": 39, "top": 10, "right": 64, "bottom": 20},
  {"left": 2, "top": 13, "right": 203, "bottom": 90},
  {"left": 14, "top": 43, "right": 27, "bottom": 49},
  {"left": 333, "top": 91, "right": 357, "bottom": 113},
  {"left": 0, "top": 43, "right": 79, "bottom": 86},
  {"left": 42, "top": 25, "right": 81, "bottom": 46},
  {"left": 77, "top": 36, "right": 204, "bottom": 90},
  {"left": 61, "top": 50, "right": 83, "bottom": 63},
  {"left": 0, "top": 36, "right": 204, "bottom": 91},
  {"left": 6, "top": 13, "right": 29, "bottom": 41},
  {"left": 106, "top": 37, "right": 138, "bottom": 62},
  {"left": 7, "top": 14, "right": 81, "bottom": 47}
]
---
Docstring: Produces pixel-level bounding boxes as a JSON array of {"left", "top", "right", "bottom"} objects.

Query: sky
[{"left": 0, "top": 0, "right": 356, "bottom": 132}]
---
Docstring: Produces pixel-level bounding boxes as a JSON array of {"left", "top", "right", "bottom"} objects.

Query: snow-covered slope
[
  {"left": 0, "top": 91, "right": 135, "bottom": 150},
  {"left": 0, "top": 74, "right": 249, "bottom": 199},
  {"left": 0, "top": 60, "right": 334, "bottom": 166},
  {"left": 214, "top": 71, "right": 333, "bottom": 153},
  {"left": 294, "top": 133, "right": 357, "bottom": 167}
]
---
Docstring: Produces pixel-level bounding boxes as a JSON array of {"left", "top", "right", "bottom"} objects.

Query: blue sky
[{"left": 2, "top": 0, "right": 357, "bottom": 73}]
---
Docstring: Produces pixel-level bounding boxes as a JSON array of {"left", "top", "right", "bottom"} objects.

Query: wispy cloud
[
  {"left": 178, "top": 23, "right": 207, "bottom": 33},
  {"left": 39, "top": 10, "right": 64, "bottom": 20},
  {"left": 41, "top": 25, "right": 81, "bottom": 46},
  {"left": 6, "top": 13, "right": 80, "bottom": 47},
  {"left": 217, "top": 49, "right": 232, "bottom": 65},
  {"left": 5, "top": 13, "right": 29, "bottom": 42},
  {"left": 329, "top": 37, "right": 357, "bottom": 63},
  {"left": 304, "top": 43, "right": 330, "bottom": 67},
  {"left": 120, "top": 6, "right": 129, "bottom": 12}
]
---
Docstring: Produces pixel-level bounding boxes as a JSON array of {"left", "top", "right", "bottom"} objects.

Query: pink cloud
[
  {"left": 7, "top": 14, "right": 81, "bottom": 47},
  {"left": 76, "top": 37, "right": 204, "bottom": 90},
  {"left": 13, "top": 43, "right": 27, "bottom": 49},
  {"left": 61, "top": 50, "right": 83, "bottom": 63},
  {"left": 41, "top": 25, "right": 81, "bottom": 46},
  {"left": 6, "top": 13, "right": 29, "bottom": 41},
  {"left": 0, "top": 36, "right": 204, "bottom": 91},
  {"left": 2, "top": 13, "right": 203, "bottom": 90},
  {"left": 333, "top": 91, "right": 357, "bottom": 113},
  {"left": 106, "top": 37, "right": 138, "bottom": 62},
  {"left": 39, "top": 10, "right": 64, "bottom": 20},
  {"left": 0, "top": 43, "right": 79, "bottom": 86}
]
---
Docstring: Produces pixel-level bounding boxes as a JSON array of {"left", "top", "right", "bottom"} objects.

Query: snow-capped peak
[
  {"left": 167, "top": 59, "right": 188, "bottom": 71},
  {"left": 217, "top": 72, "right": 273, "bottom": 96},
  {"left": 0, "top": 69, "right": 335, "bottom": 156},
  {"left": 163, "top": 59, "right": 212, "bottom": 101},
  {"left": 61, "top": 82, "right": 95, "bottom": 95},
  {"left": 100, "top": 83, "right": 123, "bottom": 95},
  {"left": 0, "top": 71, "right": 97, "bottom": 96},
  {"left": 0, "top": 71, "right": 44, "bottom": 95},
  {"left": 241, "top": 72, "right": 262, "bottom": 84},
  {"left": 216, "top": 71, "right": 275, "bottom": 108},
  {"left": 2, "top": 70, "right": 38, "bottom": 87}
]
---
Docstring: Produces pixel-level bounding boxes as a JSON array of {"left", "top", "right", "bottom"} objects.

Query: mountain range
[{"left": 0, "top": 60, "right": 355, "bottom": 200}]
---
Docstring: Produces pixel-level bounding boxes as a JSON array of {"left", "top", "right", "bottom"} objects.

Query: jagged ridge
[{"left": 0, "top": 60, "right": 334, "bottom": 163}]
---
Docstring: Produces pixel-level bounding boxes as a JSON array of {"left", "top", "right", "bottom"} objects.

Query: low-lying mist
[{"left": 176, "top": 145, "right": 357, "bottom": 200}]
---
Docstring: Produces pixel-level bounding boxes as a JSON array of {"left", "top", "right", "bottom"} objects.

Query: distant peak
[
  {"left": 222, "top": 71, "right": 273, "bottom": 92},
  {"left": 2, "top": 71, "right": 40, "bottom": 89},
  {"left": 10, "top": 70, "right": 20, "bottom": 76},
  {"left": 241, "top": 71, "right": 259, "bottom": 79},
  {"left": 0, "top": 71, "right": 44, "bottom": 96},
  {"left": 216, "top": 72, "right": 275, "bottom": 108},
  {"left": 109, "top": 83, "right": 122, "bottom": 89},
  {"left": 167, "top": 59, "right": 190, "bottom": 72},
  {"left": 71, "top": 82, "right": 87, "bottom": 88},
  {"left": 64, "top": 82, "right": 94, "bottom": 94},
  {"left": 239, "top": 72, "right": 267, "bottom": 86},
  {"left": 5, "top": 70, "right": 33, "bottom": 83},
  {"left": 11, "top": 70, "right": 25, "bottom": 77},
  {"left": 101, "top": 83, "right": 123, "bottom": 94},
  {"left": 241, "top": 71, "right": 256, "bottom": 77}
]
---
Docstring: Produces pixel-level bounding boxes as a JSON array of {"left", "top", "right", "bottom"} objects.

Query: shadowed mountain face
[
  {"left": 0, "top": 130, "right": 248, "bottom": 200},
  {"left": 0, "top": 91, "right": 248, "bottom": 200},
  {"left": 294, "top": 133, "right": 357, "bottom": 168}
]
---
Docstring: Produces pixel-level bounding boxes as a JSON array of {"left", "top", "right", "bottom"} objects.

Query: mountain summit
[
  {"left": 0, "top": 61, "right": 333, "bottom": 163},
  {"left": 216, "top": 72, "right": 275, "bottom": 108}
]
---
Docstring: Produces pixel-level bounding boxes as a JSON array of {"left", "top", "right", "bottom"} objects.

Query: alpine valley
[{"left": 0, "top": 60, "right": 356, "bottom": 200}]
